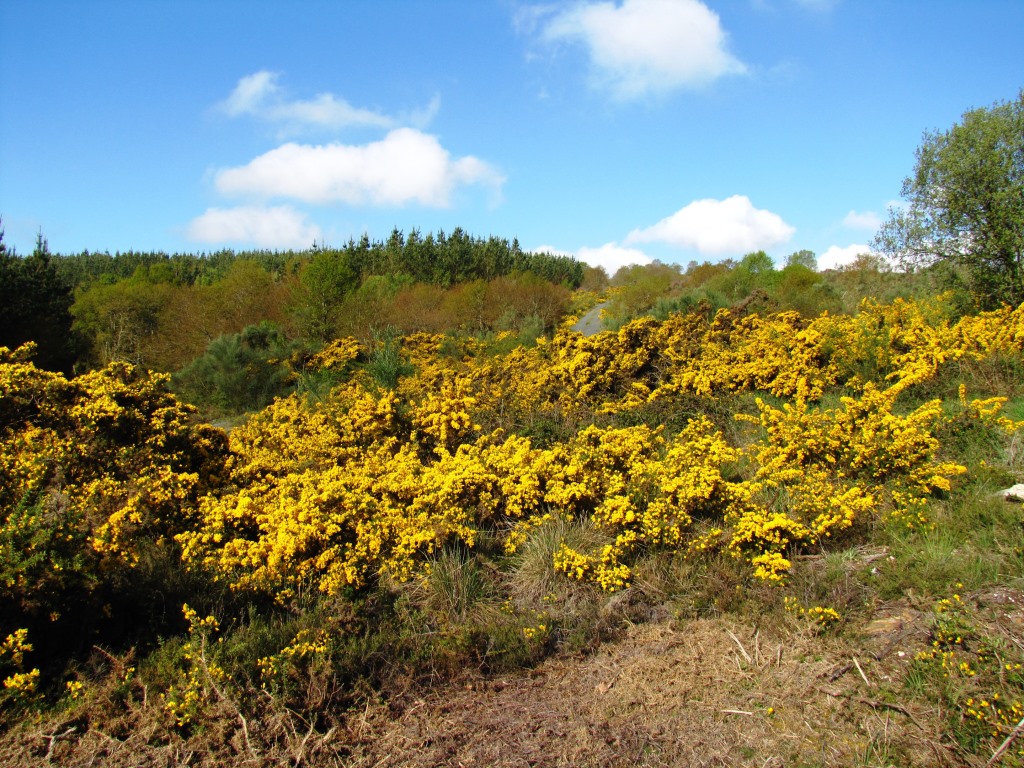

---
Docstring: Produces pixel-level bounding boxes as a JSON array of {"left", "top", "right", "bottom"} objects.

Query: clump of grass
[
  {"left": 507, "top": 515, "right": 605, "bottom": 611},
  {"left": 504, "top": 516, "right": 611, "bottom": 651},
  {"left": 784, "top": 545, "right": 879, "bottom": 624},
  {"left": 420, "top": 545, "right": 498, "bottom": 625},
  {"left": 632, "top": 546, "right": 750, "bottom": 621}
]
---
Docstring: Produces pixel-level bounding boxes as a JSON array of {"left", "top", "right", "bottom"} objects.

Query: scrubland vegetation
[
  {"left": 3, "top": 263, "right": 1024, "bottom": 765},
  {"left": 2, "top": 92, "right": 1024, "bottom": 766}
]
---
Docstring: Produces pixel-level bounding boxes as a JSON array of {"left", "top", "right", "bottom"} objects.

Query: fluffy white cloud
[
  {"left": 626, "top": 195, "right": 795, "bottom": 255},
  {"left": 222, "top": 71, "right": 278, "bottom": 116},
  {"left": 575, "top": 242, "right": 653, "bottom": 273},
  {"left": 533, "top": 244, "right": 575, "bottom": 258},
  {"left": 534, "top": 242, "right": 652, "bottom": 273},
  {"left": 818, "top": 243, "right": 875, "bottom": 271},
  {"left": 220, "top": 70, "right": 438, "bottom": 131},
  {"left": 213, "top": 128, "right": 505, "bottom": 208},
  {"left": 185, "top": 205, "right": 322, "bottom": 249},
  {"left": 843, "top": 209, "right": 882, "bottom": 230},
  {"left": 541, "top": 0, "right": 746, "bottom": 99}
]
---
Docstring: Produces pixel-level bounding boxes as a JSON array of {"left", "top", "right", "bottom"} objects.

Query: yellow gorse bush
[
  {"left": 0, "top": 344, "right": 231, "bottom": 658},
  {"left": 0, "top": 346, "right": 228, "bottom": 562},
  {"left": 175, "top": 297, "right": 1020, "bottom": 595},
  {"left": 4, "top": 295, "right": 1024, "bottom": 616},
  {"left": 162, "top": 604, "right": 227, "bottom": 728},
  {"left": 0, "top": 629, "right": 39, "bottom": 714}
]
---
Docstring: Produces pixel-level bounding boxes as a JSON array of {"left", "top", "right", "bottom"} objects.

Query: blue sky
[{"left": 1, "top": 1, "right": 1022, "bottom": 274}]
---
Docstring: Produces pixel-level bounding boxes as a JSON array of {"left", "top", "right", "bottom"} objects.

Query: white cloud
[
  {"left": 213, "top": 128, "right": 505, "bottom": 208},
  {"left": 222, "top": 71, "right": 279, "bottom": 116},
  {"left": 533, "top": 244, "right": 575, "bottom": 258},
  {"left": 534, "top": 242, "right": 652, "bottom": 273},
  {"left": 843, "top": 209, "right": 882, "bottom": 230},
  {"left": 219, "top": 70, "right": 437, "bottom": 132},
  {"left": 185, "top": 205, "right": 322, "bottom": 249},
  {"left": 625, "top": 195, "right": 795, "bottom": 255},
  {"left": 576, "top": 242, "right": 654, "bottom": 273},
  {"left": 818, "top": 243, "right": 874, "bottom": 271},
  {"left": 540, "top": 0, "right": 746, "bottom": 99}
]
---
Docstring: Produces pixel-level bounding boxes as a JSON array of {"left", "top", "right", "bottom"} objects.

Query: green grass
[{"left": 869, "top": 483, "right": 1024, "bottom": 603}]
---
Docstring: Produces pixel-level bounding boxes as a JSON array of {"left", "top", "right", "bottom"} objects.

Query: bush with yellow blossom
[{"left": 0, "top": 343, "right": 230, "bottom": 696}]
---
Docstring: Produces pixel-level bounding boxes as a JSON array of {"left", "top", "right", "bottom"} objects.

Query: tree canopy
[
  {"left": 0, "top": 226, "right": 78, "bottom": 373},
  {"left": 875, "top": 90, "right": 1024, "bottom": 308}
]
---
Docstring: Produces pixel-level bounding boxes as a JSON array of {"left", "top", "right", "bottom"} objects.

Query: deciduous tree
[{"left": 875, "top": 90, "right": 1024, "bottom": 308}]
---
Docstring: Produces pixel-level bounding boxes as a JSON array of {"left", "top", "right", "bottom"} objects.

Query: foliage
[
  {"left": 71, "top": 273, "right": 173, "bottom": 367},
  {"left": 0, "top": 344, "right": 230, "bottom": 691},
  {"left": 295, "top": 248, "right": 358, "bottom": 342},
  {"left": 606, "top": 262, "right": 682, "bottom": 324},
  {"left": 0, "top": 629, "right": 39, "bottom": 721},
  {"left": 4, "top": 287, "right": 1024, "bottom": 758},
  {"left": 160, "top": 605, "right": 228, "bottom": 728},
  {"left": 0, "top": 228, "right": 78, "bottom": 373},
  {"left": 875, "top": 90, "right": 1024, "bottom": 308},
  {"left": 29, "top": 230, "right": 581, "bottom": 375},
  {"left": 172, "top": 321, "right": 296, "bottom": 415},
  {"left": 365, "top": 326, "right": 415, "bottom": 389},
  {"left": 175, "top": 296, "right": 1024, "bottom": 602}
]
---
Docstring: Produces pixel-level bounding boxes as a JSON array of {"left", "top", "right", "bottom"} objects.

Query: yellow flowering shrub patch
[
  {"left": 258, "top": 628, "right": 329, "bottom": 687},
  {"left": 410, "top": 374, "right": 481, "bottom": 453},
  {"left": 0, "top": 628, "right": 39, "bottom": 717},
  {"left": 308, "top": 336, "right": 364, "bottom": 372},
  {"left": 178, "top": 297, "right": 1024, "bottom": 594},
  {"left": 548, "top": 418, "right": 750, "bottom": 590},
  {"left": 6, "top": 295, "right": 1024, "bottom": 621},
  {"left": 0, "top": 346, "right": 230, "bottom": 642},
  {"left": 728, "top": 375, "right": 968, "bottom": 580},
  {"left": 162, "top": 604, "right": 228, "bottom": 728}
]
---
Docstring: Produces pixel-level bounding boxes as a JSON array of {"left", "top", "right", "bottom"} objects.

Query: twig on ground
[
  {"left": 988, "top": 714, "right": 1024, "bottom": 766},
  {"left": 293, "top": 719, "right": 317, "bottom": 768},
  {"left": 853, "top": 657, "right": 871, "bottom": 687},
  {"left": 238, "top": 712, "right": 257, "bottom": 760},
  {"left": 826, "top": 663, "right": 853, "bottom": 682},
  {"left": 817, "top": 687, "right": 924, "bottom": 730},
  {"left": 42, "top": 727, "right": 76, "bottom": 761},
  {"left": 726, "top": 630, "right": 752, "bottom": 664}
]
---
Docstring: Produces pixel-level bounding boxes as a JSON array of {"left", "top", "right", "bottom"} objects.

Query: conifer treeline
[
  {"left": 48, "top": 226, "right": 584, "bottom": 290},
  {"left": 0, "top": 224, "right": 585, "bottom": 377}
]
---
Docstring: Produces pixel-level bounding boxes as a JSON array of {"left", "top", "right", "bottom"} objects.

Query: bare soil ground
[
  {"left": 3, "top": 603, "right": 983, "bottom": 768},
  {"left": 342, "top": 615, "right": 948, "bottom": 768}
]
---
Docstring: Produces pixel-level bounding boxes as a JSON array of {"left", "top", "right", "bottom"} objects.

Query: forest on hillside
[
  {"left": 0, "top": 226, "right": 585, "bottom": 378},
  {"left": 0, "top": 216, "right": 958, "bottom": 420}
]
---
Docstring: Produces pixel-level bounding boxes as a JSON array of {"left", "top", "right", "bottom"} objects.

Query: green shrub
[
  {"left": 365, "top": 326, "right": 414, "bottom": 389},
  {"left": 173, "top": 321, "right": 294, "bottom": 415}
]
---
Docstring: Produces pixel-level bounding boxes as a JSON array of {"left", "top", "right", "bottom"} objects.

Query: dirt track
[
  {"left": 571, "top": 303, "right": 610, "bottom": 337},
  {"left": 343, "top": 616, "right": 947, "bottom": 768}
]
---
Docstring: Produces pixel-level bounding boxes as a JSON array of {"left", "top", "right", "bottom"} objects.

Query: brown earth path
[{"left": 341, "top": 615, "right": 953, "bottom": 768}]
